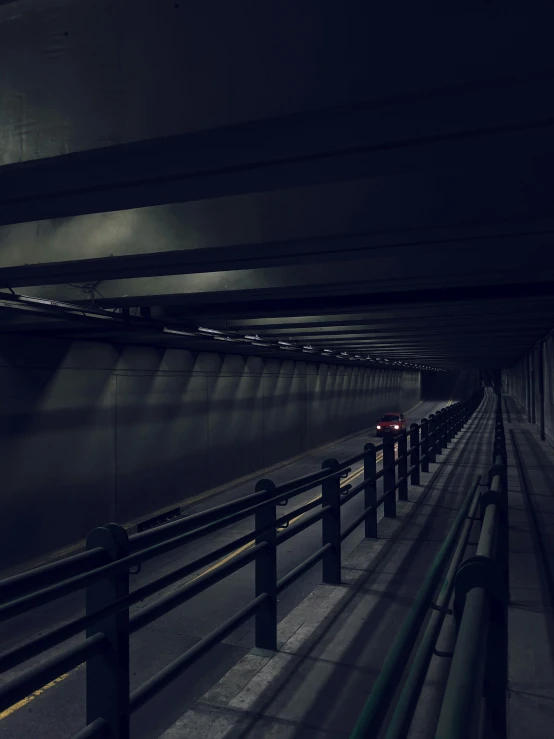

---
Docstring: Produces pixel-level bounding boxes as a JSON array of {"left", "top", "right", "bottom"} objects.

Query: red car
[{"left": 376, "top": 412, "right": 407, "bottom": 437}]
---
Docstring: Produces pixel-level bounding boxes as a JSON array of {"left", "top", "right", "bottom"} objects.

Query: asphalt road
[{"left": 0, "top": 399, "right": 451, "bottom": 739}]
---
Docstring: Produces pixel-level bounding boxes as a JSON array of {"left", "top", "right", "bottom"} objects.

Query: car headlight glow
[
  {"left": 394, "top": 425, "right": 400, "bottom": 430},
  {"left": 376, "top": 425, "right": 381, "bottom": 430}
]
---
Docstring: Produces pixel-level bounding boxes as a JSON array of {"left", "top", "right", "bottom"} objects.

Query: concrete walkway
[
  {"left": 161, "top": 395, "right": 496, "bottom": 739},
  {"left": 504, "top": 397, "right": 554, "bottom": 739}
]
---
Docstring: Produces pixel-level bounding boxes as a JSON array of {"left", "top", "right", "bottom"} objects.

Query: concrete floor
[
  {"left": 503, "top": 397, "right": 554, "bottom": 739},
  {"left": 0, "top": 398, "right": 457, "bottom": 739}
]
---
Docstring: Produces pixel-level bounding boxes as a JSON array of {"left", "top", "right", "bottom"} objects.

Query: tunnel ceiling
[{"left": 0, "top": 6, "right": 553, "bottom": 370}]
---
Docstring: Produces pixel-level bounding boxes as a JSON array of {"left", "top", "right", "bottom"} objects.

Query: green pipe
[
  {"left": 348, "top": 474, "right": 482, "bottom": 739},
  {"left": 383, "top": 477, "right": 482, "bottom": 739}
]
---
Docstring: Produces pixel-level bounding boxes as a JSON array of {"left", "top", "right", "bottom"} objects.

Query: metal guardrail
[
  {"left": 0, "top": 391, "right": 484, "bottom": 739},
  {"left": 348, "top": 389, "right": 508, "bottom": 739},
  {"left": 435, "top": 392, "right": 508, "bottom": 739}
]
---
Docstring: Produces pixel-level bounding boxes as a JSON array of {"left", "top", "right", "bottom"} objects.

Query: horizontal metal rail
[
  {"left": 0, "top": 633, "right": 108, "bottom": 714},
  {"left": 130, "top": 594, "right": 268, "bottom": 713},
  {"left": 383, "top": 474, "right": 483, "bottom": 739},
  {"left": 0, "top": 390, "right": 484, "bottom": 739},
  {"left": 129, "top": 543, "right": 265, "bottom": 634},
  {"left": 277, "top": 544, "right": 331, "bottom": 594},
  {"left": 0, "top": 469, "right": 350, "bottom": 623},
  {"left": 0, "top": 548, "right": 109, "bottom": 606},
  {"left": 348, "top": 474, "right": 482, "bottom": 739},
  {"left": 435, "top": 412, "right": 508, "bottom": 739},
  {"left": 129, "top": 466, "right": 334, "bottom": 552},
  {"left": 72, "top": 719, "right": 111, "bottom": 739}
]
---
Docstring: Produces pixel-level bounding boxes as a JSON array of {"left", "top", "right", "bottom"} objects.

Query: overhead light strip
[{"left": 0, "top": 290, "right": 445, "bottom": 371}]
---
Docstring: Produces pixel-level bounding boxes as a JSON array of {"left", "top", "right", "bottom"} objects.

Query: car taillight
[{"left": 394, "top": 425, "right": 399, "bottom": 430}]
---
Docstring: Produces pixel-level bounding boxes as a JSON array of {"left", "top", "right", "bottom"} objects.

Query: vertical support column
[
  {"left": 410, "top": 424, "right": 420, "bottom": 486},
  {"left": 527, "top": 353, "right": 532, "bottom": 424},
  {"left": 383, "top": 436, "right": 397, "bottom": 518},
  {"left": 397, "top": 432, "right": 408, "bottom": 501},
  {"left": 456, "top": 402, "right": 463, "bottom": 434},
  {"left": 363, "top": 443, "right": 378, "bottom": 538},
  {"left": 86, "top": 524, "right": 131, "bottom": 739},
  {"left": 531, "top": 349, "right": 537, "bottom": 424},
  {"left": 444, "top": 406, "right": 451, "bottom": 446},
  {"left": 321, "top": 458, "right": 342, "bottom": 585},
  {"left": 254, "top": 479, "right": 277, "bottom": 651},
  {"left": 444, "top": 405, "right": 451, "bottom": 444},
  {"left": 428, "top": 414, "right": 437, "bottom": 464},
  {"left": 420, "top": 418, "right": 430, "bottom": 473},
  {"left": 539, "top": 342, "right": 545, "bottom": 440}
]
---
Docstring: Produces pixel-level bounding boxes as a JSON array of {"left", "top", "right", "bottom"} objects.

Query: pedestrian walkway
[
  {"left": 503, "top": 396, "right": 554, "bottom": 739},
  {"left": 160, "top": 393, "right": 496, "bottom": 738}
]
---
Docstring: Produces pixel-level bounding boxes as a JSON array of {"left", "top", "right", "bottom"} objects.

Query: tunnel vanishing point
[{"left": 0, "top": 4, "right": 553, "bottom": 739}]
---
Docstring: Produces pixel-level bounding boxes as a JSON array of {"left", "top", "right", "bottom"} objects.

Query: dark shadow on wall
[{"left": 0, "top": 334, "right": 421, "bottom": 571}]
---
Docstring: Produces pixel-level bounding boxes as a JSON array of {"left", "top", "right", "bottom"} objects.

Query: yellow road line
[{"left": 0, "top": 673, "right": 69, "bottom": 720}]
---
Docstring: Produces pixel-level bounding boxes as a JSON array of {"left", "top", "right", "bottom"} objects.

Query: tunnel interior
[{"left": 0, "top": 4, "right": 553, "bottom": 739}]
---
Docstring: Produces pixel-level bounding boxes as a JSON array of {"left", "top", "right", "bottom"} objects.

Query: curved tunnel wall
[{"left": 0, "top": 334, "right": 421, "bottom": 571}]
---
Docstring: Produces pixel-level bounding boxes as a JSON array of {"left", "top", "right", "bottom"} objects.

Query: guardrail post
[
  {"left": 420, "top": 418, "right": 430, "bottom": 473},
  {"left": 444, "top": 405, "right": 450, "bottom": 444},
  {"left": 409, "top": 424, "right": 420, "bottom": 485},
  {"left": 452, "top": 404, "right": 460, "bottom": 436},
  {"left": 448, "top": 405, "right": 456, "bottom": 444},
  {"left": 254, "top": 479, "right": 278, "bottom": 651},
  {"left": 383, "top": 436, "right": 397, "bottom": 517},
  {"left": 435, "top": 410, "right": 444, "bottom": 456},
  {"left": 363, "top": 443, "right": 378, "bottom": 538},
  {"left": 494, "top": 400, "right": 507, "bottom": 467},
  {"left": 397, "top": 432, "right": 408, "bottom": 501},
  {"left": 86, "top": 524, "right": 130, "bottom": 739},
  {"left": 322, "top": 458, "right": 342, "bottom": 585},
  {"left": 428, "top": 414, "right": 437, "bottom": 464}
]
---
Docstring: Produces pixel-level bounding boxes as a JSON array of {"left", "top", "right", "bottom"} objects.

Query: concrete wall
[
  {"left": 421, "top": 370, "right": 481, "bottom": 402},
  {"left": 0, "top": 334, "right": 421, "bottom": 569},
  {"left": 503, "top": 336, "right": 551, "bottom": 445}
]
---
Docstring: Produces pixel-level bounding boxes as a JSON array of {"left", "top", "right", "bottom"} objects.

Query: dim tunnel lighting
[
  {"left": 278, "top": 340, "right": 293, "bottom": 346},
  {"left": 213, "top": 335, "right": 239, "bottom": 342},
  {"left": 198, "top": 326, "right": 224, "bottom": 335},
  {"left": 163, "top": 327, "right": 197, "bottom": 337},
  {"left": 244, "top": 334, "right": 260, "bottom": 341}
]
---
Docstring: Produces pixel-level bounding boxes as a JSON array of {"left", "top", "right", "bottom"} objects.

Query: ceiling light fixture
[{"left": 198, "top": 326, "right": 224, "bottom": 335}]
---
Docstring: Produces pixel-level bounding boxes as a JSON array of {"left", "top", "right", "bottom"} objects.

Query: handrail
[
  {"left": 348, "top": 475, "right": 482, "bottom": 739},
  {"left": 434, "top": 393, "right": 508, "bottom": 739},
  {"left": 346, "top": 387, "right": 503, "bottom": 739},
  {"left": 0, "top": 389, "right": 484, "bottom": 739}
]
